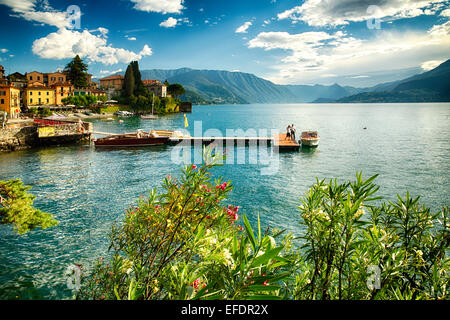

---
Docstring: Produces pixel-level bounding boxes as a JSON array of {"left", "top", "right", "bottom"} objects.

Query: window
[
  {"left": 30, "top": 99, "right": 33, "bottom": 103},
  {"left": 59, "top": 77, "right": 63, "bottom": 81},
  {"left": 0, "top": 99, "right": 4, "bottom": 104},
  {"left": 47, "top": 92, "right": 49, "bottom": 95},
  {"left": 29, "top": 76, "right": 33, "bottom": 80},
  {"left": 0, "top": 91, "right": 5, "bottom": 96},
  {"left": 30, "top": 91, "right": 33, "bottom": 96},
  {"left": 37, "top": 76, "right": 40, "bottom": 80},
  {"left": 46, "top": 99, "right": 49, "bottom": 103},
  {"left": 51, "top": 77, "right": 56, "bottom": 81},
  {"left": 38, "top": 92, "right": 41, "bottom": 96},
  {"left": 61, "top": 93, "right": 64, "bottom": 97}
]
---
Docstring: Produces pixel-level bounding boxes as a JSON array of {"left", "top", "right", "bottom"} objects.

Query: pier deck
[
  {"left": 169, "top": 137, "right": 273, "bottom": 146},
  {"left": 273, "top": 133, "right": 300, "bottom": 151}
]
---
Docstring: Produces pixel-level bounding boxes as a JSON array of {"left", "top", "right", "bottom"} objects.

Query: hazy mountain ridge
[{"left": 129, "top": 60, "right": 449, "bottom": 104}]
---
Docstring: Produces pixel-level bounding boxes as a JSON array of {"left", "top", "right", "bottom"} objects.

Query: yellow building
[
  {"left": 23, "top": 86, "right": 56, "bottom": 107},
  {"left": 51, "top": 82, "right": 74, "bottom": 106},
  {"left": 0, "top": 84, "right": 21, "bottom": 118}
]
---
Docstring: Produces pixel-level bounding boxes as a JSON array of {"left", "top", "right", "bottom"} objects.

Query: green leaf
[
  {"left": 251, "top": 247, "right": 284, "bottom": 267},
  {"left": 243, "top": 214, "right": 257, "bottom": 252}
]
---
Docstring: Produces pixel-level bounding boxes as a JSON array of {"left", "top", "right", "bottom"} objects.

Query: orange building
[
  {"left": 26, "top": 71, "right": 44, "bottom": 85},
  {"left": 46, "top": 72, "right": 67, "bottom": 86},
  {"left": 0, "top": 84, "right": 21, "bottom": 118},
  {"left": 51, "top": 82, "right": 74, "bottom": 106},
  {"left": 99, "top": 75, "right": 124, "bottom": 90}
]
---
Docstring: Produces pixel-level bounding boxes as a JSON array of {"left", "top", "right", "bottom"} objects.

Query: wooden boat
[
  {"left": 94, "top": 130, "right": 171, "bottom": 147},
  {"left": 300, "top": 131, "right": 320, "bottom": 147},
  {"left": 141, "top": 114, "right": 158, "bottom": 120}
]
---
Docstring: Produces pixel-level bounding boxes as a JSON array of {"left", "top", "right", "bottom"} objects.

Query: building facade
[
  {"left": 143, "top": 80, "right": 167, "bottom": 98},
  {"left": 51, "top": 82, "right": 74, "bottom": 106},
  {"left": 99, "top": 75, "right": 124, "bottom": 90},
  {"left": 0, "top": 84, "right": 21, "bottom": 117},
  {"left": 23, "top": 87, "right": 56, "bottom": 108}
]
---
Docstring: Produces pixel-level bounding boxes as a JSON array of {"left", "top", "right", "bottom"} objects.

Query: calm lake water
[{"left": 1, "top": 103, "right": 449, "bottom": 299}]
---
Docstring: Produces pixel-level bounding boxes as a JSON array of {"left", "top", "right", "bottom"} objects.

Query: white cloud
[
  {"left": 441, "top": 8, "right": 450, "bottom": 16},
  {"left": 32, "top": 28, "right": 153, "bottom": 65},
  {"left": 100, "top": 68, "right": 123, "bottom": 75},
  {"left": 128, "top": 37, "right": 137, "bottom": 41},
  {"left": 248, "top": 21, "right": 450, "bottom": 84},
  {"left": 277, "top": 0, "right": 449, "bottom": 27},
  {"left": 160, "top": 17, "right": 178, "bottom": 28},
  {"left": 236, "top": 21, "right": 252, "bottom": 33},
  {"left": 0, "top": 0, "right": 71, "bottom": 28},
  {"left": 421, "top": 59, "right": 445, "bottom": 70},
  {"left": 130, "top": 0, "right": 184, "bottom": 14},
  {"left": 0, "top": 48, "right": 8, "bottom": 53}
]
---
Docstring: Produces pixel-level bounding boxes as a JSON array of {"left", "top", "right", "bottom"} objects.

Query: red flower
[
  {"left": 262, "top": 280, "right": 269, "bottom": 286},
  {"left": 191, "top": 278, "right": 200, "bottom": 289},
  {"left": 192, "top": 165, "right": 198, "bottom": 170}
]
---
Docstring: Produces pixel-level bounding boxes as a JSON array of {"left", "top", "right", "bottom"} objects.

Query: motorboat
[
  {"left": 94, "top": 130, "right": 171, "bottom": 147},
  {"left": 300, "top": 131, "right": 320, "bottom": 147}
]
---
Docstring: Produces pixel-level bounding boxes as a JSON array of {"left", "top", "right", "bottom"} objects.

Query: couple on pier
[{"left": 286, "top": 124, "right": 296, "bottom": 141}]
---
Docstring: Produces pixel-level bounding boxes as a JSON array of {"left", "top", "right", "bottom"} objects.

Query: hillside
[
  {"left": 334, "top": 59, "right": 450, "bottom": 103},
  {"left": 136, "top": 69, "right": 362, "bottom": 104}
]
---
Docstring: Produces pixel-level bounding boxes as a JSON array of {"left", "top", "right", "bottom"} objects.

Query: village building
[
  {"left": 142, "top": 80, "right": 167, "bottom": 98},
  {"left": 23, "top": 86, "right": 56, "bottom": 108},
  {"left": 99, "top": 75, "right": 124, "bottom": 90},
  {"left": 50, "top": 82, "right": 74, "bottom": 106},
  {"left": 0, "top": 84, "right": 21, "bottom": 118}
]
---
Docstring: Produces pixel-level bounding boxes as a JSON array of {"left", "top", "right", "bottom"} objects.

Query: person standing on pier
[
  {"left": 285, "top": 125, "right": 291, "bottom": 140},
  {"left": 290, "top": 124, "right": 296, "bottom": 141}
]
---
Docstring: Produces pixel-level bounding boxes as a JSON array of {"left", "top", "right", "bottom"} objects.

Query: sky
[{"left": 0, "top": 0, "right": 449, "bottom": 87}]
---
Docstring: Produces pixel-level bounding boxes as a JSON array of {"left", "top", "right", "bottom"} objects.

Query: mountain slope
[
  {"left": 334, "top": 59, "right": 450, "bottom": 103},
  {"left": 136, "top": 68, "right": 361, "bottom": 104}
]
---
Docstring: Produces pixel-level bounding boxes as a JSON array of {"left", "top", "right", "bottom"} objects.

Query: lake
[{"left": 0, "top": 103, "right": 449, "bottom": 299}]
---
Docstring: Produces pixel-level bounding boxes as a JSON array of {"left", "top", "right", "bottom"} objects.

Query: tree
[
  {"left": 167, "top": 83, "right": 185, "bottom": 99},
  {"left": 131, "top": 61, "right": 146, "bottom": 97},
  {"left": 0, "top": 179, "right": 58, "bottom": 234},
  {"left": 65, "top": 55, "right": 89, "bottom": 88},
  {"left": 123, "top": 64, "right": 135, "bottom": 98}
]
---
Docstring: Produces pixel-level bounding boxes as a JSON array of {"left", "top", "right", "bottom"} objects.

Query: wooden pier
[
  {"left": 169, "top": 137, "right": 273, "bottom": 146},
  {"left": 273, "top": 133, "right": 300, "bottom": 151}
]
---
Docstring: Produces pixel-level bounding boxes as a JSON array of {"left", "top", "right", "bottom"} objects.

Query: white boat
[
  {"left": 301, "top": 131, "right": 320, "bottom": 147},
  {"left": 141, "top": 114, "right": 158, "bottom": 120}
]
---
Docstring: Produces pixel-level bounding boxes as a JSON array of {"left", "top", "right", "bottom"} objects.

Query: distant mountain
[
  {"left": 129, "top": 59, "right": 449, "bottom": 104},
  {"left": 334, "top": 59, "right": 450, "bottom": 103},
  {"left": 136, "top": 68, "right": 362, "bottom": 104}
]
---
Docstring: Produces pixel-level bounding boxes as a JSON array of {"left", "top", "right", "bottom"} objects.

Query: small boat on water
[
  {"left": 141, "top": 114, "right": 158, "bottom": 120},
  {"left": 94, "top": 130, "right": 172, "bottom": 147},
  {"left": 300, "top": 131, "right": 320, "bottom": 147}
]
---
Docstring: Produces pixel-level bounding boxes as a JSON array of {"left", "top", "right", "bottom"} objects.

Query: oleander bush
[{"left": 78, "top": 150, "right": 449, "bottom": 300}]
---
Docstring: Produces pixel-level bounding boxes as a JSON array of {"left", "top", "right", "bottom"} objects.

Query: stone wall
[
  {"left": 0, "top": 121, "right": 92, "bottom": 152},
  {"left": 0, "top": 126, "right": 39, "bottom": 152}
]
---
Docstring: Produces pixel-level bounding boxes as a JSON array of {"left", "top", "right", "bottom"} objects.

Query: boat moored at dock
[
  {"left": 300, "top": 131, "right": 320, "bottom": 147},
  {"left": 94, "top": 130, "right": 171, "bottom": 147}
]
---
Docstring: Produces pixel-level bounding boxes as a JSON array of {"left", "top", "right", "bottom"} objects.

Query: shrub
[{"left": 78, "top": 159, "right": 449, "bottom": 300}]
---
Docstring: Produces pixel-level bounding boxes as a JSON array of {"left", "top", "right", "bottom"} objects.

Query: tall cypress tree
[
  {"left": 64, "top": 55, "right": 88, "bottom": 88},
  {"left": 123, "top": 64, "right": 135, "bottom": 97},
  {"left": 131, "top": 61, "right": 146, "bottom": 96}
]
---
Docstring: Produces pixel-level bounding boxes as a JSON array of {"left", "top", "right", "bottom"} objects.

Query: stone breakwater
[{"left": 0, "top": 121, "right": 92, "bottom": 152}]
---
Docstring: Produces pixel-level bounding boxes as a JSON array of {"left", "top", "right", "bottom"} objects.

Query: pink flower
[
  {"left": 234, "top": 206, "right": 240, "bottom": 212},
  {"left": 191, "top": 278, "right": 200, "bottom": 289},
  {"left": 234, "top": 213, "right": 239, "bottom": 221}
]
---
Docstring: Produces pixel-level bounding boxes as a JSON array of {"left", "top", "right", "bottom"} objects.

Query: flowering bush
[
  {"left": 78, "top": 149, "right": 292, "bottom": 300},
  {"left": 78, "top": 154, "right": 448, "bottom": 300}
]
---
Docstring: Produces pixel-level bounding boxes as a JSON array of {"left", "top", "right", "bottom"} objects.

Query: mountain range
[{"left": 129, "top": 59, "right": 450, "bottom": 104}]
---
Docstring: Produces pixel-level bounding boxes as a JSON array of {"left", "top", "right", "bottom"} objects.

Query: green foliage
[
  {"left": 62, "top": 95, "right": 99, "bottom": 107},
  {"left": 123, "top": 64, "right": 135, "bottom": 98},
  {"left": 293, "top": 173, "right": 449, "bottom": 300},
  {"left": 78, "top": 166, "right": 449, "bottom": 300},
  {"left": 64, "top": 55, "right": 89, "bottom": 88},
  {"left": 167, "top": 83, "right": 186, "bottom": 99},
  {"left": 0, "top": 179, "right": 58, "bottom": 234}
]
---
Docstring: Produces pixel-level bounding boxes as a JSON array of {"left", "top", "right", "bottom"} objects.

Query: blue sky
[{"left": 0, "top": 0, "right": 449, "bottom": 87}]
